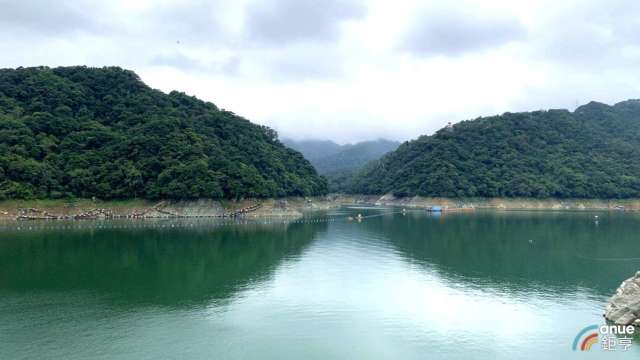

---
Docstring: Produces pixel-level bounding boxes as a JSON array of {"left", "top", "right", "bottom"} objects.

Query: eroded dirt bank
[{"left": 1, "top": 194, "right": 638, "bottom": 221}]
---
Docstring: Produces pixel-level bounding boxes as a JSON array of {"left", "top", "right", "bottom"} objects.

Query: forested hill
[
  {"left": 347, "top": 100, "right": 640, "bottom": 198},
  {"left": 312, "top": 139, "right": 400, "bottom": 175},
  {"left": 0, "top": 66, "right": 327, "bottom": 200},
  {"left": 283, "top": 138, "right": 400, "bottom": 192},
  {"left": 283, "top": 138, "right": 400, "bottom": 175}
]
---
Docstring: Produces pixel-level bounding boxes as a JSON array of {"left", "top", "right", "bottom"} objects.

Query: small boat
[{"left": 426, "top": 206, "right": 442, "bottom": 212}]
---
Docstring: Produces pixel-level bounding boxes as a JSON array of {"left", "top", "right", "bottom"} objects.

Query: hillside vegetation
[
  {"left": 283, "top": 138, "right": 399, "bottom": 191},
  {"left": 347, "top": 101, "right": 640, "bottom": 198},
  {"left": 312, "top": 139, "right": 400, "bottom": 175},
  {"left": 0, "top": 66, "right": 326, "bottom": 200}
]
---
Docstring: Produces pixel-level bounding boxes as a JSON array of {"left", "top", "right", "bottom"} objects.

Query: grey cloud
[
  {"left": 0, "top": 0, "right": 358, "bottom": 81},
  {"left": 150, "top": 51, "right": 241, "bottom": 76},
  {"left": 220, "top": 56, "right": 242, "bottom": 75},
  {"left": 531, "top": 0, "right": 640, "bottom": 70},
  {"left": 146, "top": 0, "right": 358, "bottom": 80},
  {"left": 150, "top": 52, "right": 206, "bottom": 71},
  {"left": 0, "top": 0, "right": 228, "bottom": 45},
  {"left": 265, "top": 56, "right": 341, "bottom": 80},
  {"left": 402, "top": 10, "right": 526, "bottom": 56},
  {"left": 143, "top": 1, "right": 226, "bottom": 44},
  {"left": 0, "top": 0, "right": 107, "bottom": 35},
  {"left": 245, "top": 0, "right": 365, "bottom": 45},
  {"left": 257, "top": 44, "right": 345, "bottom": 80}
]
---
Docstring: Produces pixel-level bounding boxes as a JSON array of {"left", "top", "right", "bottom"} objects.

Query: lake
[{"left": 1, "top": 208, "right": 639, "bottom": 359}]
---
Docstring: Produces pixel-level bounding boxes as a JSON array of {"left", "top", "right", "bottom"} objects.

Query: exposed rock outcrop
[{"left": 605, "top": 272, "right": 640, "bottom": 326}]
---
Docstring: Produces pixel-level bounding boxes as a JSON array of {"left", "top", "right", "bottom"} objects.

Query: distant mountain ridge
[
  {"left": 284, "top": 139, "right": 400, "bottom": 173},
  {"left": 281, "top": 139, "right": 344, "bottom": 162},
  {"left": 283, "top": 138, "right": 400, "bottom": 192},
  {"left": 313, "top": 139, "right": 401, "bottom": 175},
  {"left": 345, "top": 100, "right": 640, "bottom": 198}
]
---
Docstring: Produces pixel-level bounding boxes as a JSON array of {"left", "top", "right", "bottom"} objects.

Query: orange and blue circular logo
[{"left": 573, "top": 324, "right": 599, "bottom": 351}]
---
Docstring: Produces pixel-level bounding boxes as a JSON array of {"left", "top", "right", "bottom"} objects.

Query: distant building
[{"left": 445, "top": 122, "right": 454, "bottom": 132}]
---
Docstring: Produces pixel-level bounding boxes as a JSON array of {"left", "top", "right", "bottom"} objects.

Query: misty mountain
[
  {"left": 284, "top": 138, "right": 400, "bottom": 192},
  {"left": 312, "top": 139, "right": 401, "bottom": 175},
  {"left": 283, "top": 139, "right": 400, "bottom": 174},
  {"left": 281, "top": 139, "right": 344, "bottom": 162}
]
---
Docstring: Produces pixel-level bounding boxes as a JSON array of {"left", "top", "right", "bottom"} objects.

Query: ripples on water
[{"left": 0, "top": 209, "right": 639, "bottom": 359}]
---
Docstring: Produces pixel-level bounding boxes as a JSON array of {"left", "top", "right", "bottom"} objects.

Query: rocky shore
[
  {"left": 0, "top": 198, "right": 340, "bottom": 221},
  {"left": 605, "top": 272, "right": 640, "bottom": 327},
  {"left": 1, "top": 194, "right": 640, "bottom": 221},
  {"left": 341, "top": 194, "right": 640, "bottom": 211}
]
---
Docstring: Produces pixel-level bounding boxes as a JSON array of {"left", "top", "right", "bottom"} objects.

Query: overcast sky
[{"left": 1, "top": 0, "right": 640, "bottom": 143}]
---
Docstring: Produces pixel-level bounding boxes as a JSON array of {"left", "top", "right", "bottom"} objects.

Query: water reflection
[
  {"left": 0, "top": 220, "right": 325, "bottom": 307},
  {"left": 1, "top": 210, "right": 640, "bottom": 359},
  {"left": 361, "top": 210, "right": 640, "bottom": 297}
]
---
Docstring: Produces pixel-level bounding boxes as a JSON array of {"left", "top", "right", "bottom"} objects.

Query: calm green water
[{"left": 1, "top": 208, "right": 639, "bottom": 359}]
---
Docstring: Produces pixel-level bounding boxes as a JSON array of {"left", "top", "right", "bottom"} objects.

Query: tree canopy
[
  {"left": 0, "top": 66, "right": 327, "bottom": 200},
  {"left": 283, "top": 138, "right": 399, "bottom": 192},
  {"left": 346, "top": 101, "right": 640, "bottom": 198}
]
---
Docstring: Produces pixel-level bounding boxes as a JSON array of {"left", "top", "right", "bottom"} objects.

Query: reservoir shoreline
[{"left": 1, "top": 194, "right": 640, "bottom": 221}]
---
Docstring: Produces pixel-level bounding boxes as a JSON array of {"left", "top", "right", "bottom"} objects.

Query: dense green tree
[
  {"left": 346, "top": 101, "right": 640, "bottom": 198},
  {"left": 0, "top": 66, "right": 327, "bottom": 200},
  {"left": 284, "top": 138, "right": 400, "bottom": 192}
]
